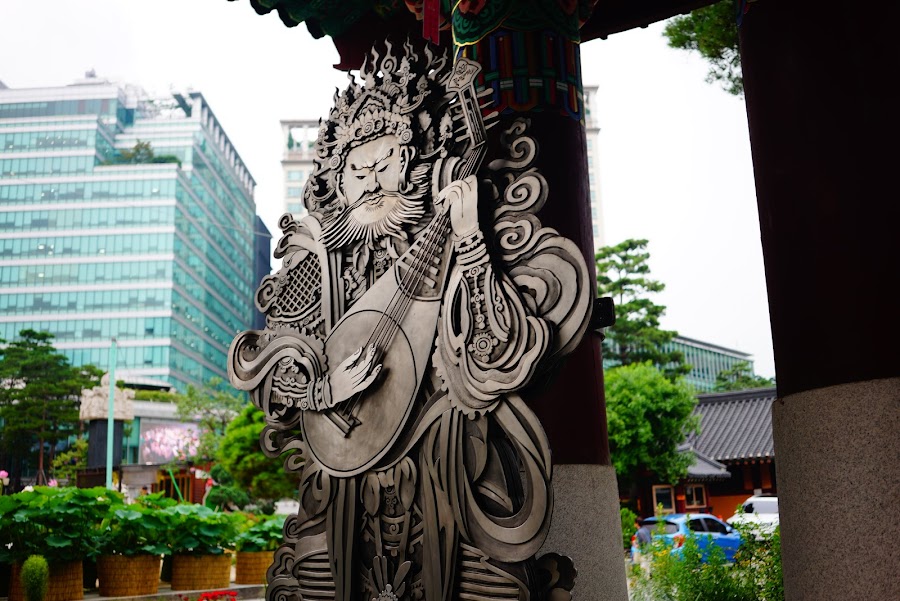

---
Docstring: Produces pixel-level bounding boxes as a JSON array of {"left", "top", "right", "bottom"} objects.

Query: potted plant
[
  {"left": 0, "top": 486, "right": 118, "bottom": 601},
  {"left": 233, "top": 514, "right": 285, "bottom": 584},
  {"left": 161, "top": 504, "right": 241, "bottom": 590},
  {"left": 96, "top": 498, "right": 169, "bottom": 596}
]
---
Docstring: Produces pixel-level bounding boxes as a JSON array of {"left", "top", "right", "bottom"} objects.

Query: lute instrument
[{"left": 300, "top": 58, "right": 492, "bottom": 477}]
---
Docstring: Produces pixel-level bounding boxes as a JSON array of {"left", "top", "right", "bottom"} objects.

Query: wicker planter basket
[
  {"left": 170, "top": 553, "right": 231, "bottom": 590},
  {"left": 8, "top": 561, "right": 83, "bottom": 601},
  {"left": 97, "top": 554, "right": 161, "bottom": 596},
  {"left": 234, "top": 551, "right": 273, "bottom": 585}
]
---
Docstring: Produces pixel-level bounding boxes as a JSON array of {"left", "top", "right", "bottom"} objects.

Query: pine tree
[
  {"left": 0, "top": 330, "right": 101, "bottom": 486},
  {"left": 595, "top": 239, "right": 689, "bottom": 379}
]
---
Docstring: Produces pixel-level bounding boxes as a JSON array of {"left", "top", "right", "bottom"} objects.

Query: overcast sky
[{"left": 0, "top": 0, "right": 774, "bottom": 377}]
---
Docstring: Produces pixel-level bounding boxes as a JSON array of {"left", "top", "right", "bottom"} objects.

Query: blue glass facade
[
  {"left": 602, "top": 335, "right": 755, "bottom": 392},
  {"left": 0, "top": 81, "right": 260, "bottom": 391},
  {"left": 664, "top": 336, "right": 754, "bottom": 392}
]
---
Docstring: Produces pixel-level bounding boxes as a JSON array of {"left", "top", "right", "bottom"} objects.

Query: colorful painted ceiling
[{"left": 231, "top": 0, "right": 713, "bottom": 44}]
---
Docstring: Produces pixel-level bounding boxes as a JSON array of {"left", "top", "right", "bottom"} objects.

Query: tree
[
  {"left": 204, "top": 464, "right": 251, "bottom": 511},
  {"left": 111, "top": 140, "right": 181, "bottom": 167},
  {"left": 0, "top": 330, "right": 102, "bottom": 486},
  {"left": 605, "top": 362, "right": 699, "bottom": 503},
  {"left": 663, "top": 0, "right": 743, "bottom": 96},
  {"left": 174, "top": 378, "right": 246, "bottom": 461},
  {"left": 596, "top": 239, "right": 689, "bottom": 379},
  {"left": 118, "top": 140, "right": 155, "bottom": 164},
  {"left": 714, "top": 360, "right": 775, "bottom": 391},
  {"left": 50, "top": 436, "right": 88, "bottom": 484},
  {"left": 218, "top": 404, "right": 299, "bottom": 501}
]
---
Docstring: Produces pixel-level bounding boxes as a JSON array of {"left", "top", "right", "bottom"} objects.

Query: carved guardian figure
[{"left": 228, "top": 40, "right": 590, "bottom": 601}]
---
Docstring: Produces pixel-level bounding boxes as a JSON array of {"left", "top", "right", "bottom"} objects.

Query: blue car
[{"left": 631, "top": 513, "right": 742, "bottom": 563}]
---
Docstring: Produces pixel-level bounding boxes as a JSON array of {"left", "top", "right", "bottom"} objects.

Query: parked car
[
  {"left": 727, "top": 495, "right": 779, "bottom": 533},
  {"left": 630, "top": 513, "right": 742, "bottom": 563}
]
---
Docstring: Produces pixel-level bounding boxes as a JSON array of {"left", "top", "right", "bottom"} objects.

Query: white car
[{"left": 727, "top": 495, "right": 779, "bottom": 532}]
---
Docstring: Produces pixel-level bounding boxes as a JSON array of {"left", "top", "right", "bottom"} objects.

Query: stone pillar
[
  {"left": 740, "top": 2, "right": 900, "bottom": 598},
  {"left": 86, "top": 419, "right": 124, "bottom": 470},
  {"left": 772, "top": 379, "right": 898, "bottom": 599},
  {"left": 454, "top": 7, "right": 626, "bottom": 599}
]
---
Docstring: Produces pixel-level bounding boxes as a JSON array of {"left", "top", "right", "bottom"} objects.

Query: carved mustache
[{"left": 347, "top": 191, "right": 402, "bottom": 212}]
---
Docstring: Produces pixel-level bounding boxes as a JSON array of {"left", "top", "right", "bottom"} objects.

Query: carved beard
[{"left": 322, "top": 162, "right": 430, "bottom": 251}]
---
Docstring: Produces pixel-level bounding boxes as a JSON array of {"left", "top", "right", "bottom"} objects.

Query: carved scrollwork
[
  {"left": 488, "top": 119, "right": 537, "bottom": 173},
  {"left": 228, "top": 329, "right": 327, "bottom": 429},
  {"left": 486, "top": 117, "right": 592, "bottom": 358},
  {"left": 494, "top": 169, "right": 548, "bottom": 218}
]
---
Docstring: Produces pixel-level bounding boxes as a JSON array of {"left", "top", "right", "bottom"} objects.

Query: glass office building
[
  {"left": 665, "top": 335, "right": 755, "bottom": 392},
  {"left": 0, "top": 76, "right": 261, "bottom": 391},
  {"left": 602, "top": 334, "right": 755, "bottom": 392}
]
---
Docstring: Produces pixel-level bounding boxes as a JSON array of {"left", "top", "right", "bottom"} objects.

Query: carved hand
[
  {"left": 328, "top": 344, "right": 382, "bottom": 406},
  {"left": 438, "top": 175, "right": 479, "bottom": 238}
]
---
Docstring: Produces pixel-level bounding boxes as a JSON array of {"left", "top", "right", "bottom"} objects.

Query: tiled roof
[
  {"left": 687, "top": 387, "right": 777, "bottom": 463},
  {"left": 679, "top": 443, "right": 731, "bottom": 480}
]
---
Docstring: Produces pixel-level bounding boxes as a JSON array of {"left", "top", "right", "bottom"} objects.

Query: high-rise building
[
  {"left": 602, "top": 334, "right": 756, "bottom": 392},
  {"left": 666, "top": 335, "right": 755, "bottom": 393},
  {"left": 0, "top": 75, "right": 262, "bottom": 391},
  {"left": 584, "top": 85, "right": 604, "bottom": 249},
  {"left": 252, "top": 215, "right": 272, "bottom": 330},
  {"left": 280, "top": 119, "right": 317, "bottom": 219}
]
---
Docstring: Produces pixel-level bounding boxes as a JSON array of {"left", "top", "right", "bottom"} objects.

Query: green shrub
[
  {"left": 629, "top": 520, "right": 784, "bottom": 601},
  {"left": 235, "top": 514, "right": 286, "bottom": 552},
  {"left": 620, "top": 507, "right": 638, "bottom": 550},
  {"left": 160, "top": 503, "right": 242, "bottom": 555},
  {"left": 20, "top": 555, "right": 49, "bottom": 601},
  {"left": 731, "top": 522, "right": 784, "bottom": 601},
  {"left": 0, "top": 486, "right": 122, "bottom": 564},
  {"left": 98, "top": 504, "right": 168, "bottom": 557}
]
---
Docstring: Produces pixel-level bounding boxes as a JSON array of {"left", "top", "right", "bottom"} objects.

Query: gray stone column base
[
  {"left": 773, "top": 377, "right": 900, "bottom": 600},
  {"left": 540, "top": 464, "right": 628, "bottom": 600}
]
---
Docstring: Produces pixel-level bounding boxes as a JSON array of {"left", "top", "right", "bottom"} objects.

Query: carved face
[
  {"left": 342, "top": 135, "right": 405, "bottom": 225},
  {"left": 321, "top": 133, "right": 428, "bottom": 250}
]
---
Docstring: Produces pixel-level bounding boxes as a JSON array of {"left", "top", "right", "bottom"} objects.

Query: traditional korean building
[{"left": 639, "top": 387, "right": 777, "bottom": 519}]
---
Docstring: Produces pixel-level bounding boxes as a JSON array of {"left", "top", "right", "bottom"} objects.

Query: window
[
  {"left": 688, "top": 519, "right": 706, "bottom": 532},
  {"left": 652, "top": 485, "right": 675, "bottom": 514},
  {"left": 702, "top": 518, "right": 729, "bottom": 534},
  {"left": 643, "top": 519, "right": 679, "bottom": 534},
  {"left": 685, "top": 484, "right": 707, "bottom": 509},
  {"left": 751, "top": 498, "right": 779, "bottom": 514}
]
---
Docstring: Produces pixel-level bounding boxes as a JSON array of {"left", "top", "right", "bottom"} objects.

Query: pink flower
[
  {"left": 0, "top": 470, "right": 8, "bottom": 479},
  {"left": 47, "top": 479, "right": 58, "bottom": 487}
]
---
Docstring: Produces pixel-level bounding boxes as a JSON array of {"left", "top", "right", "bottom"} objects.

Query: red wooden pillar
[
  {"left": 452, "top": 9, "right": 623, "bottom": 596},
  {"left": 740, "top": 2, "right": 900, "bottom": 599}
]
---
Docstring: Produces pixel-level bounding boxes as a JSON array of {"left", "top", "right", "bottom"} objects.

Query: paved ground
[{"left": 75, "top": 583, "right": 265, "bottom": 601}]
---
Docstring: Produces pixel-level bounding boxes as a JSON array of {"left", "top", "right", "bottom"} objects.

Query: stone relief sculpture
[
  {"left": 228, "top": 40, "right": 591, "bottom": 601},
  {"left": 80, "top": 373, "right": 135, "bottom": 421}
]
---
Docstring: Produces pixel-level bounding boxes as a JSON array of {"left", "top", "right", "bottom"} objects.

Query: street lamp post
[{"left": 106, "top": 337, "right": 117, "bottom": 490}]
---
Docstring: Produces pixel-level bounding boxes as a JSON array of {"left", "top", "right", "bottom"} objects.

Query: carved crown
[{"left": 304, "top": 40, "right": 454, "bottom": 214}]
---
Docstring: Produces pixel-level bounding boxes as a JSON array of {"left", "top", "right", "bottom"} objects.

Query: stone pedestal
[
  {"left": 541, "top": 464, "right": 628, "bottom": 601},
  {"left": 772, "top": 378, "right": 899, "bottom": 600}
]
